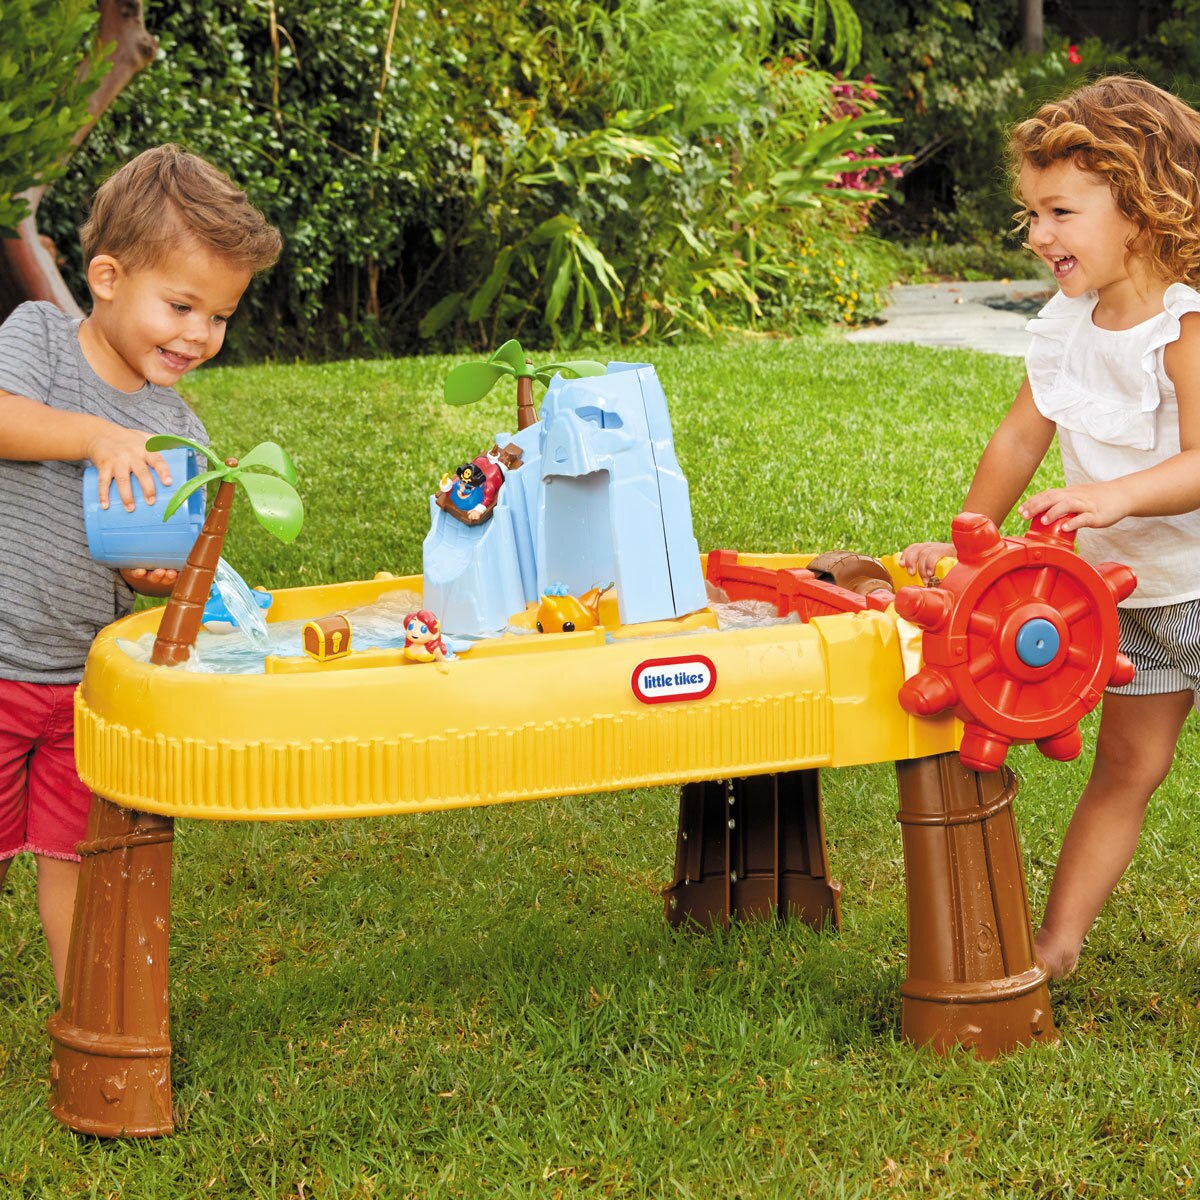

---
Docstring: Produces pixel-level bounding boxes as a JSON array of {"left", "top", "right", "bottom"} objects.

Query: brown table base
[
  {"left": 49, "top": 753, "right": 1055, "bottom": 1137},
  {"left": 664, "top": 770, "right": 842, "bottom": 931},
  {"left": 665, "top": 754, "right": 1055, "bottom": 1058},
  {"left": 48, "top": 796, "right": 174, "bottom": 1137},
  {"left": 895, "top": 753, "right": 1057, "bottom": 1058}
]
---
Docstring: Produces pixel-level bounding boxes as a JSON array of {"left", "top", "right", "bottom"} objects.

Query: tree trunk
[
  {"left": 0, "top": 1, "right": 157, "bottom": 319},
  {"left": 516, "top": 373, "right": 537, "bottom": 430},
  {"left": 151, "top": 473, "right": 236, "bottom": 667},
  {"left": 1021, "top": 0, "right": 1044, "bottom": 55}
]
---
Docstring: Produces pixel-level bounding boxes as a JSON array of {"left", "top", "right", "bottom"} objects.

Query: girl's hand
[
  {"left": 86, "top": 425, "right": 172, "bottom": 512},
  {"left": 1018, "top": 483, "right": 1130, "bottom": 532},
  {"left": 119, "top": 567, "right": 179, "bottom": 597},
  {"left": 898, "top": 541, "right": 954, "bottom": 585}
]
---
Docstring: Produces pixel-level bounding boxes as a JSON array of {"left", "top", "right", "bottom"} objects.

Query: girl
[{"left": 900, "top": 76, "right": 1200, "bottom": 978}]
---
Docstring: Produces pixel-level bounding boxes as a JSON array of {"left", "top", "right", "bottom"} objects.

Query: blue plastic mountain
[{"left": 422, "top": 363, "right": 707, "bottom": 636}]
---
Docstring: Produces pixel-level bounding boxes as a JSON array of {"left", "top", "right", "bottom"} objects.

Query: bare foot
[{"left": 1034, "top": 928, "right": 1080, "bottom": 979}]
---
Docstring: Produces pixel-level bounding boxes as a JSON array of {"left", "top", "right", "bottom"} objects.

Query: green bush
[
  {"left": 0, "top": 0, "right": 105, "bottom": 236},
  {"left": 889, "top": 232, "right": 1046, "bottom": 284},
  {"left": 852, "top": 0, "right": 1087, "bottom": 243},
  {"left": 39, "top": 0, "right": 902, "bottom": 358},
  {"left": 1115, "top": 2, "right": 1200, "bottom": 106}
]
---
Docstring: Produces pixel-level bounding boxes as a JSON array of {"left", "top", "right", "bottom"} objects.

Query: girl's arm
[
  {"left": 1020, "top": 312, "right": 1200, "bottom": 530},
  {"left": 901, "top": 377, "right": 1055, "bottom": 581}
]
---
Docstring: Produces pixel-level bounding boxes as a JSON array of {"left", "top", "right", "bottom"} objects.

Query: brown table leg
[
  {"left": 895, "top": 753, "right": 1057, "bottom": 1058},
  {"left": 48, "top": 795, "right": 175, "bottom": 1137},
  {"left": 664, "top": 770, "right": 842, "bottom": 930}
]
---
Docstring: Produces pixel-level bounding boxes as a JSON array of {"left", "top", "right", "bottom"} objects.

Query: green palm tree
[
  {"left": 145, "top": 434, "right": 304, "bottom": 667},
  {"left": 443, "top": 338, "right": 606, "bottom": 430}
]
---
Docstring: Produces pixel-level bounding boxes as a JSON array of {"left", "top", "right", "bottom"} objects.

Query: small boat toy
[{"left": 436, "top": 443, "right": 523, "bottom": 526}]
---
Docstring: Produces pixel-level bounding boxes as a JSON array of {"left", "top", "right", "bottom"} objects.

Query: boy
[{"left": 0, "top": 144, "right": 281, "bottom": 998}]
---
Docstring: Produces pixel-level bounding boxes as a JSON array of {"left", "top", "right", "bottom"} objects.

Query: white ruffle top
[{"left": 1025, "top": 282, "right": 1200, "bottom": 606}]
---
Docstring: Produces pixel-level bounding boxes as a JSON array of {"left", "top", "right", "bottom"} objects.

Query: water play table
[{"left": 47, "top": 547, "right": 1071, "bottom": 1137}]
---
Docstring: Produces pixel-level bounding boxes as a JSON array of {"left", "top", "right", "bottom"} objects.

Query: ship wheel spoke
[
  {"left": 1030, "top": 566, "right": 1058, "bottom": 602},
  {"left": 968, "top": 610, "right": 999, "bottom": 638},
  {"left": 1060, "top": 596, "right": 1094, "bottom": 626},
  {"left": 968, "top": 649, "right": 1000, "bottom": 681},
  {"left": 1066, "top": 644, "right": 1090, "bottom": 669},
  {"left": 995, "top": 676, "right": 1022, "bottom": 714},
  {"left": 994, "top": 574, "right": 1022, "bottom": 607}
]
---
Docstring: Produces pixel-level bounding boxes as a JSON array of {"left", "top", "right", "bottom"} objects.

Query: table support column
[
  {"left": 665, "top": 770, "right": 842, "bottom": 931},
  {"left": 48, "top": 795, "right": 175, "bottom": 1137},
  {"left": 895, "top": 753, "right": 1057, "bottom": 1057}
]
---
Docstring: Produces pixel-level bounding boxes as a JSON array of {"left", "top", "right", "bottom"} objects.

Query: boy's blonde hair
[
  {"left": 1008, "top": 76, "right": 1200, "bottom": 284},
  {"left": 80, "top": 144, "right": 281, "bottom": 275}
]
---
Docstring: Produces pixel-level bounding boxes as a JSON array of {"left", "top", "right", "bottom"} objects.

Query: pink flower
[{"left": 1067, "top": 44, "right": 1082, "bottom": 65}]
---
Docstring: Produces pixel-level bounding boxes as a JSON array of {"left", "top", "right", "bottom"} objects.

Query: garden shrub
[
  {"left": 0, "top": 0, "right": 105, "bottom": 235},
  {"left": 850, "top": 0, "right": 1093, "bottom": 245},
  {"left": 851, "top": 1, "right": 1200, "bottom": 262},
  {"left": 1114, "top": 1, "right": 1200, "bottom": 106},
  {"left": 39, "top": 0, "right": 902, "bottom": 358}
]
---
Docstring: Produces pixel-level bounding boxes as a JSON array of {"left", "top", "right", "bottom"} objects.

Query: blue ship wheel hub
[{"left": 1014, "top": 617, "right": 1060, "bottom": 668}]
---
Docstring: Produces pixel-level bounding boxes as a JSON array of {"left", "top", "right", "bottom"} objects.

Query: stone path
[{"left": 844, "top": 277, "right": 1055, "bottom": 357}]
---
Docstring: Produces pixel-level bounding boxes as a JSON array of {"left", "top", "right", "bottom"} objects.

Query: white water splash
[{"left": 211, "top": 558, "right": 271, "bottom": 649}]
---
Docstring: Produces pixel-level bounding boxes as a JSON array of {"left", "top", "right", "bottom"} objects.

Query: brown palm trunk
[
  {"left": 151, "top": 471, "right": 236, "bottom": 667},
  {"left": 516, "top": 373, "right": 536, "bottom": 430}
]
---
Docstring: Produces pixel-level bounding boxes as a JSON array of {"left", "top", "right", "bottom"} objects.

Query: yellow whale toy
[{"left": 536, "top": 583, "right": 612, "bottom": 633}]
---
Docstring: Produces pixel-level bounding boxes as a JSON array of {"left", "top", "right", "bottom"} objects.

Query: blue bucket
[{"left": 82, "top": 447, "right": 206, "bottom": 569}]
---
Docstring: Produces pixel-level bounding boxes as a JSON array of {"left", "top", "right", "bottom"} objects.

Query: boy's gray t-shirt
[{"left": 0, "top": 301, "right": 208, "bottom": 684}]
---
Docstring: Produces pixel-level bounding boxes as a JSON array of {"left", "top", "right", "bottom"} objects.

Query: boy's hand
[
  {"left": 86, "top": 425, "right": 173, "bottom": 512},
  {"left": 119, "top": 567, "right": 179, "bottom": 597},
  {"left": 898, "top": 541, "right": 954, "bottom": 585},
  {"left": 1019, "top": 483, "right": 1129, "bottom": 533}
]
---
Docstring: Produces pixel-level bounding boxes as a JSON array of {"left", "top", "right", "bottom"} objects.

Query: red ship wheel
[{"left": 896, "top": 512, "right": 1136, "bottom": 772}]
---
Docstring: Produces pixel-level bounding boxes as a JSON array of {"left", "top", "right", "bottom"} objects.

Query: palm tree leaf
[
  {"left": 444, "top": 361, "right": 512, "bottom": 406},
  {"left": 540, "top": 360, "right": 608, "bottom": 379},
  {"left": 488, "top": 338, "right": 528, "bottom": 374},
  {"left": 162, "top": 467, "right": 226, "bottom": 521},
  {"left": 236, "top": 472, "right": 305, "bottom": 544},
  {"left": 145, "top": 433, "right": 223, "bottom": 466},
  {"left": 238, "top": 441, "right": 299, "bottom": 485}
]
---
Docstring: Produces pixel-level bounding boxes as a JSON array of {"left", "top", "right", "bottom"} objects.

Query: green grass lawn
[{"left": 3, "top": 338, "right": 1198, "bottom": 1198}]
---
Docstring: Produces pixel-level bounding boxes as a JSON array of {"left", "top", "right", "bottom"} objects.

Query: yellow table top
[{"left": 76, "top": 559, "right": 957, "bottom": 820}]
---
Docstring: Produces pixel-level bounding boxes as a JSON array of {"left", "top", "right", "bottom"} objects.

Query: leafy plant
[
  {"left": 419, "top": 109, "right": 679, "bottom": 344},
  {"left": 0, "top": 0, "right": 106, "bottom": 235},
  {"left": 40, "top": 0, "right": 900, "bottom": 353},
  {"left": 851, "top": 0, "right": 1092, "bottom": 242}
]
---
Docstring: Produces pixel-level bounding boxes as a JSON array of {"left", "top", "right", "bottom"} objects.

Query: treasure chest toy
[{"left": 302, "top": 614, "right": 352, "bottom": 661}]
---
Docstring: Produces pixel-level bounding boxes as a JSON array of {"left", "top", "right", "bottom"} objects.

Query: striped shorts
[{"left": 1107, "top": 600, "right": 1200, "bottom": 700}]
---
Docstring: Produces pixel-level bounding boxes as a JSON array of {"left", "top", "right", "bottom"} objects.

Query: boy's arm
[
  {"left": 119, "top": 567, "right": 178, "bottom": 596},
  {"left": 1021, "top": 312, "right": 1200, "bottom": 530},
  {"left": 0, "top": 389, "right": 174, "bottom": 511}
]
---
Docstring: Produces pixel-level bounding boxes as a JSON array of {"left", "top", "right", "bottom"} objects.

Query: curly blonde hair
[
  {"left": 1007, "top": 76, "right": 1200, "bottom": 284},
  {"left": 80, "top": 144, "right": 281, "bottom": 276}
]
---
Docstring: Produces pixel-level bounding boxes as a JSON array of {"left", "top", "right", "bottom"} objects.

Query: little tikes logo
[{"left": 631, "top": 655, "right": 716, "bottom": 704}]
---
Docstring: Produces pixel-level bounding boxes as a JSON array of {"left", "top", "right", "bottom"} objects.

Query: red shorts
[{"left": 0, "top": 679, "right": 91, "bottom": 862}]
